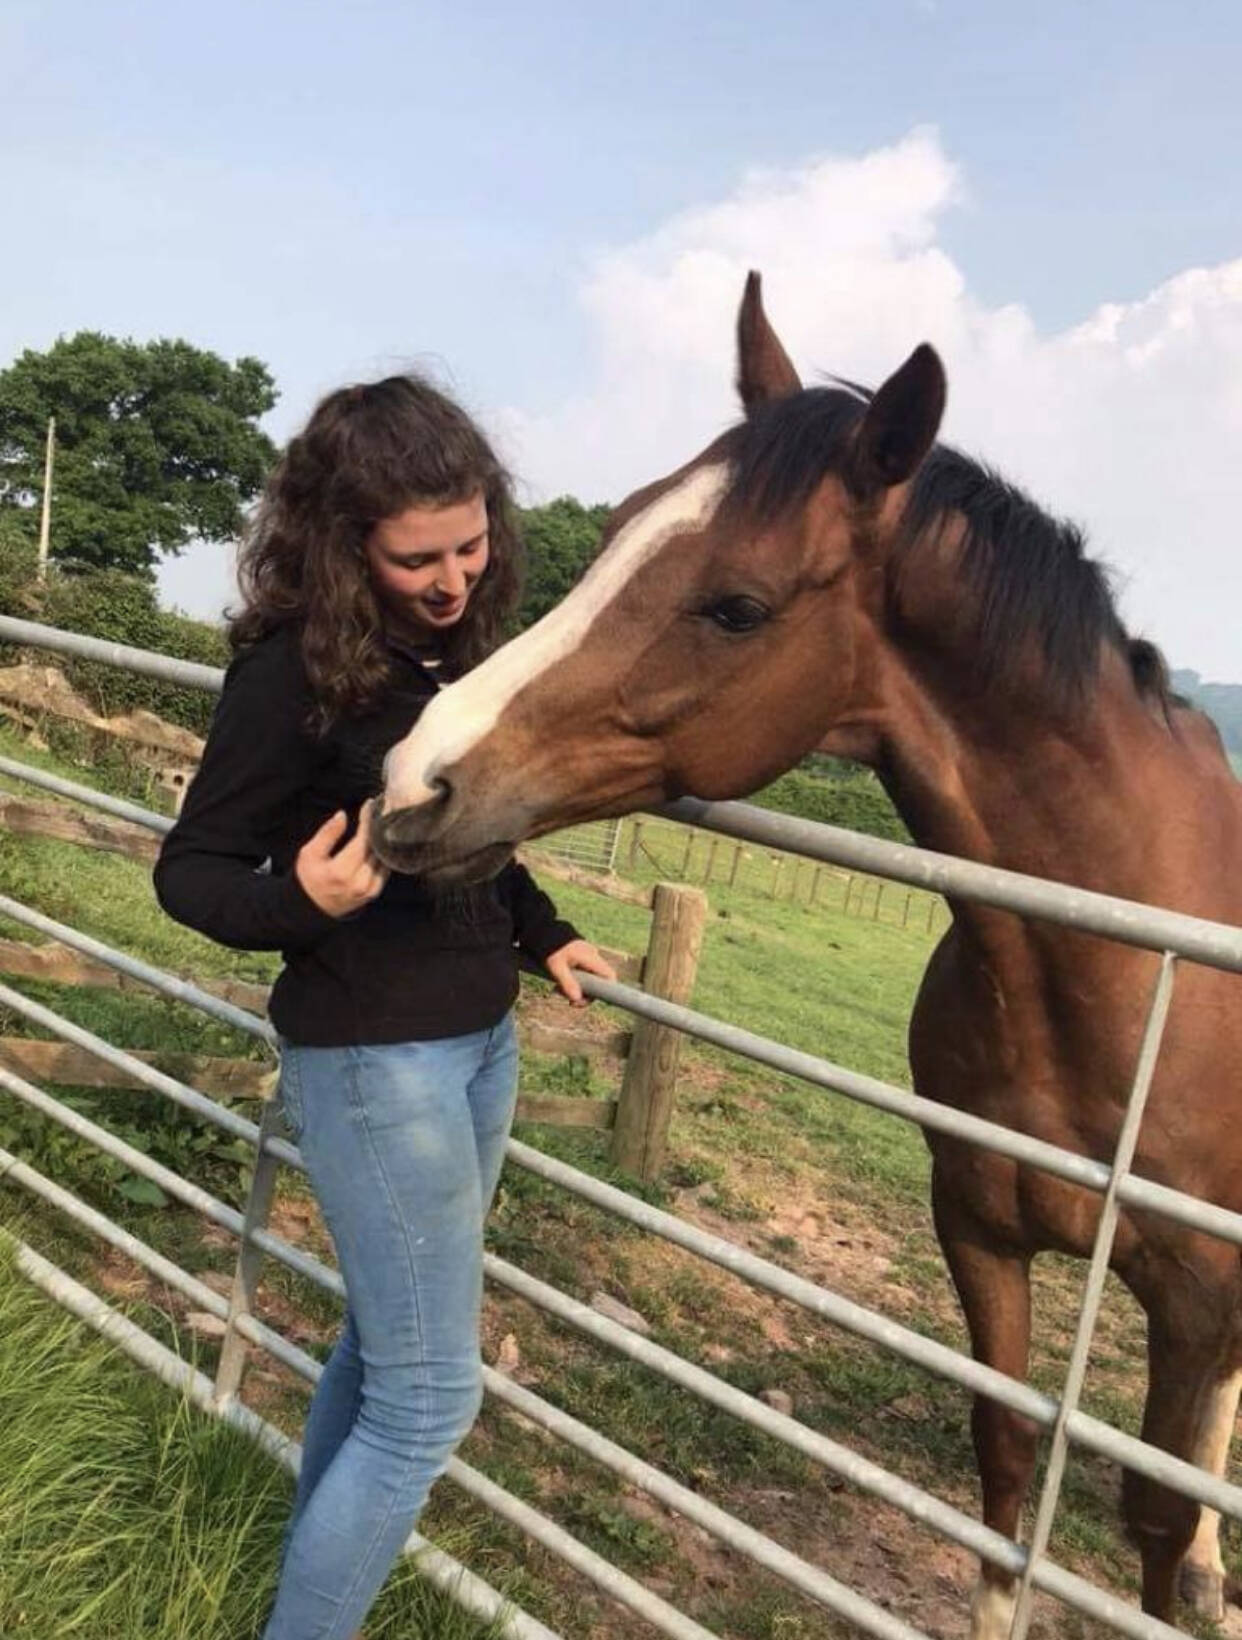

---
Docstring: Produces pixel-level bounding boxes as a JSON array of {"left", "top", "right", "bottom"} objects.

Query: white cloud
[{"left": 503, "top": 128, "right": 1242, "bottom": 679}]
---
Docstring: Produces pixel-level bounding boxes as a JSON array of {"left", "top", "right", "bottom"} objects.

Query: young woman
[{"left": 154, "top": 375, "right": 614, "bottom": 1640}]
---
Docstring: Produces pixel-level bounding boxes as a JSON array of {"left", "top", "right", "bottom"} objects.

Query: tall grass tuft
[{"left": 0, "top": 1249, "right": 510, "bottom": 1639}]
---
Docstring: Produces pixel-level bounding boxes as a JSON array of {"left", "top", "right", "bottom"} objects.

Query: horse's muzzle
[{"left": 371, "top": 797, "right": 513, "bottom": 884}]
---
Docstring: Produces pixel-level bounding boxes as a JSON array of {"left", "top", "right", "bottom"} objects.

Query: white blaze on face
[{"left": 384, "top": 461, "right": 730, "bottom": 809}]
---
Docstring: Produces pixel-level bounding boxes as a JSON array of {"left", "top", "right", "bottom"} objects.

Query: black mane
[{"left": 725, "top": 385, "right": 1160, "bottom": 710}]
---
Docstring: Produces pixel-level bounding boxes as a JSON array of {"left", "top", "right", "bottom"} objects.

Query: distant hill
[{"left": 1171, "top": 670, "right": 1242, "bottom": 759}]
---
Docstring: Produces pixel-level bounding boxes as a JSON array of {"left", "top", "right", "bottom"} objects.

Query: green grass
[
  {"left": 535, "top": 857, "right": 938, "bottom": 1208},
  {"left": 0, "top": 1245, "right": 511, "bottom": 1640}
]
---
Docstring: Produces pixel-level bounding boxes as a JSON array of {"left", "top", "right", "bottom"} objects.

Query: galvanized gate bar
[
  {"left": 8, "top": 847, "right": 1242, "bottom": 1253},
  {"left": 0, "top": 1061, "right": 257, "bottom": 1233},
  {"left": 0, "top": 1062, "right": 321, "bottom": 1295},
  {"left": 0, "top": 974, "right": 269, "bottom": 1144},
  {"left": 9, "top": 922, "right": 1242, "bottom": 1526},
  {"left": 571, "top": 974, "right": 1242, "bottom": 1252},
  {"left": 8, "top": 862, "right": 1242, "bottom": 1255},
  {"left": 0, "top": 614, "right": 226, "bottom": 692},
  {"left": 5, "top": 1234, "right": 566, "bottom": 1640},
  {"left": 0, "top": 1092, "right": 1197, "bottom": 1640},
  {"left": 0, "top": 1144, "right": 315, "bottom": 1380},
  {"left": 6, "top": 864, "right": 1241, "bottom": 1254},
  {"left": 213, "top": 1099, "right": 285, "bottom": 1405},
  {"left": 485, "top": 1251, "right": 1028, "bottom": 1573},
  {"left": 663, "top": 797, "right": 1242, "bottom": 974},
  {"left": 1, "top": 1169, "right": 906, "bottom": 1640},
  {"left": 482, "top": 1257, "right": 1192, "bottom": 1640},
  {"left": 482, "top": 1367, "right": 942, "bottom": 1636},
  {"left": 507, "top": 1132, "right": 1059, "bottom": 1423},
  {"left": 0, "top": 888, "right": 276, "bottom": 1042},
  {"left": 0, "top": 754, "right": 176, "bottom": 833},
  {"left": 0, "top": 1136, "right": 1118, "bottom": 1640},
  {"left": 580, "top": 977, "right": 1115, "bottom": 1191},
  {"left": 3, "top": 1043, "right": 1228, "bottom": 1638},
  {"left": 2, "top": 617, "right": 1240, "bottom": 1640},
  {"left": 1010, "top": 952, "right": 1178, "bottom": 1640},
  {"left": 441, "top": 1461, "right": 732, "bottom": 1640},
  {"left": 0, "top": 609, "right": 1238, "bottom": 968},
  {"left": 9, "top": 971, "right": 1242, "bottom": 1533},
  {"left": 0, "top": 1130, "right": 939, "bottom": 1640}
]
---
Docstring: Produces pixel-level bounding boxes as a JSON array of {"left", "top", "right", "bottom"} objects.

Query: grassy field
[
  {"left": 0, "top": 1244, "right": 513, "bottom": 1640},
  {"left": 0, "top": 719, "right": 1231, "bottom": 1640}
]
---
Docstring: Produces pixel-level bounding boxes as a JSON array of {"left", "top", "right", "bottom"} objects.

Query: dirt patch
[{"left": 669, "top": 1172, "right": 926, "bottom": 1320}]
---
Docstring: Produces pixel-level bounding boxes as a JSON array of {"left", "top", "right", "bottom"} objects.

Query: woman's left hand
[{"left": 543, "top": 939, "right": 617, "bottom": 1007}]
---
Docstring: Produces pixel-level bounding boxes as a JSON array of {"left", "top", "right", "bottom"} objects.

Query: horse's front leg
[
  {"left": 933, "top": 1170, "right": 1038, "bottom": 1640},
  {"left": 1123, "top": 1304, "right": 1238, "bottom": 1623},
  {"left": 1178, "top": 1366, "right": 1242, "bottom": 1621}
]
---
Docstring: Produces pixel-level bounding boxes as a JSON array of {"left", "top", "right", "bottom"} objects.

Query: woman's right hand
[{"left": 295, "top": 801, "right": 390, "bottom": 918}]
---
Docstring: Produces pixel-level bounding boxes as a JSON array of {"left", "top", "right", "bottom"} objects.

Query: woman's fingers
[{"left": 296, "top": 803, "right": 389, "bottom": 916}]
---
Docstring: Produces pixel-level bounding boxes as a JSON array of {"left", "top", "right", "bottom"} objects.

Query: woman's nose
[{"left": 438, "top": 557, "right": 466, "bottom": 596}]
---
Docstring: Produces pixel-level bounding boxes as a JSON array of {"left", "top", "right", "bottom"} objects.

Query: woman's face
[{"left": 365, "top": 493, "right": 490, "bottom": 632}]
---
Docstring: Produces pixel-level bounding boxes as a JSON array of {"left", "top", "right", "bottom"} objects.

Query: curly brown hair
[{"left": 230, "top": 374, "right": 524, "bottom": 727}]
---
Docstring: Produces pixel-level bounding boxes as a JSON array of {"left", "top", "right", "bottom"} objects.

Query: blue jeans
[{"left": 261, "top": 1013, "right": 519, "bottom": 1640}]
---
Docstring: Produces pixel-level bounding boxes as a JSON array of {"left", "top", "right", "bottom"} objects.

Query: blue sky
[{"left": 3, "top": 0, "right": 1240, "bottom": 674}]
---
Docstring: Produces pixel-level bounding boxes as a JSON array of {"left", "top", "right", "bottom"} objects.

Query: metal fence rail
[
  {"left": 0, "top": 614, "right": 1240, "bottom": 1640},
  {"left": 5, "top": 1234, "right": 565, "bottom": 1640},
  {"left": 0, "top": 985, "right": 1200, "bottom": 1640}
]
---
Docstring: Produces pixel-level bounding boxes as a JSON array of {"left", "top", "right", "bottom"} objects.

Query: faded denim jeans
[{"left": 261, "top": 1013, "right": 519, "bottom": 1640}]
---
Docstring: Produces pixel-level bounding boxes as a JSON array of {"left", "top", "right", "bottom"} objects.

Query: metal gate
[{"left": 1, "top": 612, "right": 1241, "bottom": 1640}]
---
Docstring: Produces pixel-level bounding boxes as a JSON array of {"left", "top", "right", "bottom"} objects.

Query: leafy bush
[
  {"left": 0, "top": 1083, "right": 253, "bottom": 1212},
  {"left": 0, "top": 544, "right": 227, "bottom": 734},
  {"left": 40, "top": 570, "right": 227, "bottom": 732}
]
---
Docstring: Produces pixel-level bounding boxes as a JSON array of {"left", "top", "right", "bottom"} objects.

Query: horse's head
[{"left": 374, "top": 274, "right": 945, "bottom": 881}]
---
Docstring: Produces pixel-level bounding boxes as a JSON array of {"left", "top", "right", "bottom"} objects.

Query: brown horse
[{"left": 375, "top": 275, "right": 1242, "bottom": 1635}]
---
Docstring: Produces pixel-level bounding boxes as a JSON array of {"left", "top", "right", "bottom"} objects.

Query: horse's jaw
[{"left": 371, "top": 805, "right": 517, "bottom": 883}]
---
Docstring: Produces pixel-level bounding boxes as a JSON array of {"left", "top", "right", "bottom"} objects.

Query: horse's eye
[{"left": 703, "top": 595, "right": 770, "bottom": 634}]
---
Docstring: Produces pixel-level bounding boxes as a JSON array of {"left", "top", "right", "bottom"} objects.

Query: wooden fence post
[{"left": 610, "top": 882, "right": 708, "bottom": 1182}]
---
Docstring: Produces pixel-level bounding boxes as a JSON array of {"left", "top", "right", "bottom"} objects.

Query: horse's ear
[
  {"left": 736, "top": 271, "right": 801, "bottom": 414},
  {"left": 850, "top": 344, "right": 946, "bottom": 493}
]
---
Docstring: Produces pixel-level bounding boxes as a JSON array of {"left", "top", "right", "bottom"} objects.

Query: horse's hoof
[{"left": 1179, "top": 1561, "right": 1225, "bottom": 1622}]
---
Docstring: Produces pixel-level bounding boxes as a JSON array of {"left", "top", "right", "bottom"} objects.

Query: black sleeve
[
  {"left": 497, "top": 860, "right": 579, "bottom": 963},
  {"left": 153, "top": 636, "right": 339, "bottom": 952}
]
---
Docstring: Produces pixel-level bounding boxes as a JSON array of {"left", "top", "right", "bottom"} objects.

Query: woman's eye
[{"left": 702, "top": 595, "right": 770, "bottom": 634}]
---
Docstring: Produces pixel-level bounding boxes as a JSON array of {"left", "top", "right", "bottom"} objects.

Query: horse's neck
[{"left": 870, "top": 644, "right": 1214, "bottom": 918}]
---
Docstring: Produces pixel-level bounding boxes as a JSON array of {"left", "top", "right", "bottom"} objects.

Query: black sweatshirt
[{"left": 153, "top": 623, "right": 577, "bottom": 1046}]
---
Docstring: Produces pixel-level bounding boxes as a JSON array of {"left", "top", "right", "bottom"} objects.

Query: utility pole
[{"left": 36, "top": 416, "right": 55, "bottom": 584}]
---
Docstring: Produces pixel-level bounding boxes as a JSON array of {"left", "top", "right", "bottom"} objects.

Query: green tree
[
  {"left": 518, "top": 496, "right": 611, "bottom": 627},
  {"left": 0, "top": 332, "right": 277, "bottom": 576}
]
